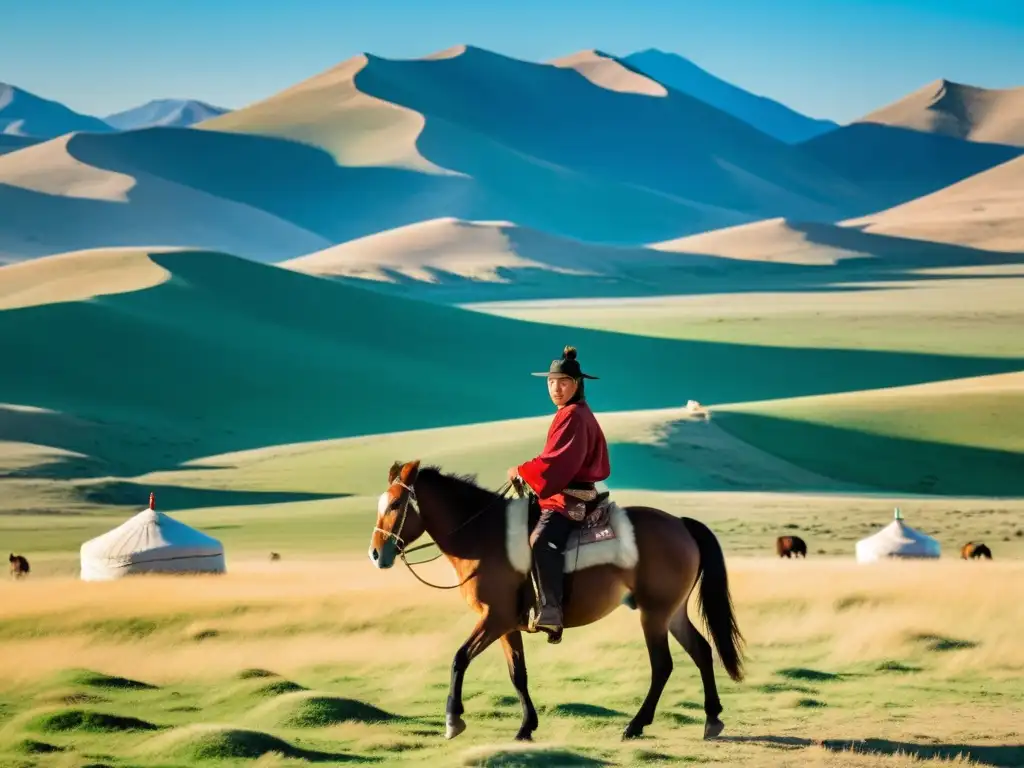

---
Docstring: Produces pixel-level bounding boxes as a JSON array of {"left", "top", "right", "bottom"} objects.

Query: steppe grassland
[{"left": 0, "top": 556, "right": 1021, "bottom": 767}]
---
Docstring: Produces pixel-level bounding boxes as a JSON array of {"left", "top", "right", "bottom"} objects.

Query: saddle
[{"left": 521, "top": 490, "right": 620, "bottom": 638}]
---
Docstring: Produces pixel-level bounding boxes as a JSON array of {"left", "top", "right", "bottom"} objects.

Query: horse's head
[{"left": 369, "top": 459, "right": 425, "bottom": 569}]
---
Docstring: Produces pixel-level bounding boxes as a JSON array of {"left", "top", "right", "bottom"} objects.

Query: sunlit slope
[
  {"left": 0, "top": 135, "right": 330, "bottom": 263},
  {"left": 280, "top": 217, "right": 727, "bottom": 284},
  {"left": 713, "top": 372, "right": 1024, "bottom": 496},
  {"left": 2, "top": 248, "right": 1019, "bottom": 478},
  {"left": 844, "top": 154, "right": 1024, "bottom": 252},
  {"left": 858, "top": 79, "right": 1024, "bottom": 147}
]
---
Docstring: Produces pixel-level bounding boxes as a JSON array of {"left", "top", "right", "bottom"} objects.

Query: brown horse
[
  {"left": 368, "top": 459, "right": 745, "bottom": 743},
  {"left": 961, "top": 542, "right": 992, "bottom": 560},
  {"left": 776, "top": 535, "right": 807, "bottom": 558},
  {"left": 9, "top": 553, "right": 30, "bottom": 579}
]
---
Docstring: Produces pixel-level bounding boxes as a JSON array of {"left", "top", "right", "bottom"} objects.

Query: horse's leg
[
  {"left": 669, "top": 608, "right": 724, "bottom": 739},
  {"left": 500, "top": 630, "right": 539, "bottom": 740},
  {"left": 622, "top": 608, "right": 673, "bottom": 740},
  {"left": 445, "top": 613, "right": 504, "bottom": 740}
]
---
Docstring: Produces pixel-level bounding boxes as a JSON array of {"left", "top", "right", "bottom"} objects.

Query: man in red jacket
[{"left": 507, "top": 345, "right": 611, "bottom": 640}]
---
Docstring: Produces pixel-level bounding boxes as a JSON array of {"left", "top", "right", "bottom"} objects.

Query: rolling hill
[
  {"left": 0, "top": 83, "right": 112, "bottom": 138},
  {"left": 857, "top": 79, "right": 1024, "bottom": 147},
  {"left": 0, "top": 135, "right": 330, "bottom": 264},
  {"left": 622, "top": 48, "right": 839, "bottom": 143},
  {"left": 713, "top": 371, "right": 1024, "bottom": 496},
  {"left": 844, "top": 153, "right": 1024, "bottom": 252},
  {"left": 1, "top": 247, "right": 1018, "bottom": 481},
  {"left": 104, "top": 99, "right": 230, "bottom": 129}
]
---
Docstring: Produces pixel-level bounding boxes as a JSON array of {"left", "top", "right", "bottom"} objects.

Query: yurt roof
[{"left": 80, "top": 492, "right": 223, "bottom": 565}]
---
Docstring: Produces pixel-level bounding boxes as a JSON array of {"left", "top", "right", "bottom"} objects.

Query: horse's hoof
[
  {"left": 621, "top": 723, "right": 644, "bottom": 740},
  {"left": 445, "top": 715, "right": 467, "bottom": 740},
  {"left": 515, "top": 730, "right": 533, "bottom": 741},
  {"left": 704, "top": 718, "right": 724, "bottom": 740}
]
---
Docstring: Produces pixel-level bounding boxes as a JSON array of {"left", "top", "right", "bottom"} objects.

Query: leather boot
[{"left": 530, "top": 540, "right": 566, "bottom": 641}]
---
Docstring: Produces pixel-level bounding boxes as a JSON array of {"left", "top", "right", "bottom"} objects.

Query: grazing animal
[
  {"left": 776, "top": 535, "right": 807, "bottom": 558},
  {"left": 9, "top": 553, "right": 30, "bottom": 579},
  {"left": 269, "top": 552, "right": 281, "bottom": 561},
  {"left": 368, "top": 459, "right": 745, "bottom": 743},
  {"left": 961, "top": 542, "right": 992, "bottom": 560}
]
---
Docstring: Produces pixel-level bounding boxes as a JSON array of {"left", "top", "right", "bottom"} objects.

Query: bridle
[{"left": 374, "top": 475, "right": 518, "bottom": 590}]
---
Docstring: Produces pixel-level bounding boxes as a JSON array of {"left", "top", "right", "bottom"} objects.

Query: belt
[{"left": 562, "top": 483, "right": 597, "bottom": 502}]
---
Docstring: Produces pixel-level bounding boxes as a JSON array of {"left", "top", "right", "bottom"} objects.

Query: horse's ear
[
  {"left": 405, "top": 459, "right": 421, "bottom": 483},
  {"left": 388, "top": 461, "right": 403, "bottom": 484}
]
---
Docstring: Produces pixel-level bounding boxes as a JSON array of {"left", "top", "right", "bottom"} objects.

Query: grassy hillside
[
  {"left": 2, "top": 248, "right": 1021, "bottom": 482},
  {"left": 713, "top": 372, "right": 1024, "bottom": 496},
  {"left": 466, "top": 263, "right": 1024, "bottom": 358}
]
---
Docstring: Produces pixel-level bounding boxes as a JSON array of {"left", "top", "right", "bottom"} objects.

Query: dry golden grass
[{"left": 0, "top": 557, "right": 1020, "bottom": 766}]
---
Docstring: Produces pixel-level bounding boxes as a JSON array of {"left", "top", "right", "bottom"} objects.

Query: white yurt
[
  {"left": 855, "top": 507, "right": 941, "bottom": 563},
  {"left": 80, "top": 492, "right": 226, "bottom": 580}
]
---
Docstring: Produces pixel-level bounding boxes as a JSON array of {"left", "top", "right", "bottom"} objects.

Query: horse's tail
[{"left": 682, "top": 517, "right": 745, "bottom": 682}]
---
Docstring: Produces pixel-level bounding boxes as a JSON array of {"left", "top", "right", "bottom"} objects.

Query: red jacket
[{"left": 517, "top": 400, "right": 610, "bottom": 517}]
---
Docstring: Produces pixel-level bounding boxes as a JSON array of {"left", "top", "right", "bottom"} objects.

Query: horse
[
  {"left": 961, "top": 542, "right": 992, "bottom": 560},
  {"left": 776, "top": 535, "right": 807, "bottom": 559},
  {"left": 8, "top": 553, "right": 30, "bottom": 579},
  {"left": 368, "top": 459, "right": 745, "bottom": 743}
]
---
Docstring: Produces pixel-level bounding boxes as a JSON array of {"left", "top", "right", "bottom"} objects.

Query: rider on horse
[{"left": 506, "top": 345, "right": 611, "bottom": 638}]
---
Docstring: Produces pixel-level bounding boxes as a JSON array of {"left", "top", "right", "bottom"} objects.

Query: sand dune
[
  {"left": 858, "top": 79, "right": 1024, "bottom": 147},
  {"left": 201, "top": 54, "right": 447, "bottom": 173},
  {"left": 3, "top": 247, "right": 1012, "bottom": 479},
  {"left": 651, "top": 216, "right": 1023, "bottom": 268},
  {"left": 104, "top": 98, "right": 230, "bottom": 130},
  {"left": 551, "top": 50, "right": 668, "bottom": 96},
  {"left": 203, "top": 44, "right": 875, "bottom": 233},
  {"left": 622, "top": 49, "right": 838, "bottom": 144},
  {"left": 0, "top": 134, "right": 38, "bottom": 157},
  {"left": 281, "top": 216, "right": 726, "bottom": 284},
  {"left": 0, "top": 134, "right": 331, "bottom": 263},
  {"left": 0, "top": 83, "right": 111, "bottom": 139},
  {"left": 800, "top": 122, "right": 1021, "bottom": 211},
  {"left": 844, "top": 154, "right": 1024, "bottom": 252},
  {"left": 0, "top": 247, "right": 173, "bottom": 310}
]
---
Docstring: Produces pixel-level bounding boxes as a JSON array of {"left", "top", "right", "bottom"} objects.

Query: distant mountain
[
  {"left": 0, "top": 82, "right": 112, "bottom": 139},
  {"left": 105, "top": 99, "right": 230, "bottom": 130},
  {"left": 622, "top": 48, "right": 839, "bottom": 144},
  {"left": 856, "top": 79, "right": 1024, "bottom": 147}
]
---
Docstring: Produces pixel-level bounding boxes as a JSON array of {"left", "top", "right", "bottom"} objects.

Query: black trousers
[{"left": 530, "top": 507, "right": 578, "bottom": 552}]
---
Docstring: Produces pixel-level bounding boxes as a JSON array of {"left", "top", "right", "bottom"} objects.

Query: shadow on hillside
[
  {"left": 75, "top": 481, "right": 344, "bottom": 511},
  {"left": 1, "top": 250, "right": 1022, "bottom": 479},
  {"left": 355, "top": 48, "right": 870, "bottom": 221},
  {"left": 721, "top": 735, "right": 1024, "bottom": 767},
  {"left": 712, "top": 412, "right": 1024, "bottom": 496},
  {"left": 800, "top": 123, "right": 1023, "bottom": 210}
]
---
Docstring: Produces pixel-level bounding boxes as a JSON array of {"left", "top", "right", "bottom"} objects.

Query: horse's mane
[{"left": 417, "top": 465, "right": 506, "bottom": 517}]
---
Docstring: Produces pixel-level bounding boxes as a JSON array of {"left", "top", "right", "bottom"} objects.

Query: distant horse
[
  {"left": 368, "top": 460, "right": 745, "bottom": 743},
  {"left": 961, "top": 542, "right": 992, "bottom": 560},
  {"left": 8, "top": 553, "right": 30, "bottom": 579},
  {"left": 269, "top": 552, "right": 281, "bottom": 562},
  {"left": 776, "top": 535, "right": 807, "bottom": 559}
]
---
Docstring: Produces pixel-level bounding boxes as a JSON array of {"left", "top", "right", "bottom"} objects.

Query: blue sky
[{"left": 1, "top": 0, "right": 1021, "bottom": 122}]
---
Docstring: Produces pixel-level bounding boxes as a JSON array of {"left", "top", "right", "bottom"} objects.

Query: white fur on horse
[{"left": 504, "top": 497, "right": 639, "bottom": 574}]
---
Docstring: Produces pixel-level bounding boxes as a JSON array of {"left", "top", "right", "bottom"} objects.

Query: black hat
[{"left": 532, "top": 346, "right": 598, "bottom": 380}]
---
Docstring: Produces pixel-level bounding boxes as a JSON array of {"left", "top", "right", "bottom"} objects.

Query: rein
[{"left": 383, "top": 478, "right": 517, "bottom": 590}]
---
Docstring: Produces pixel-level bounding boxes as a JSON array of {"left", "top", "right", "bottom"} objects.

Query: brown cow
[
  {"left": 961, "top": 542, "right": 992, "bottom": 560},
  {"left": 9, "top": 553, "right": 30, "bottom": 579},
  {"left": 776, "top": 535, "right": 807, "bottom": 559}
]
